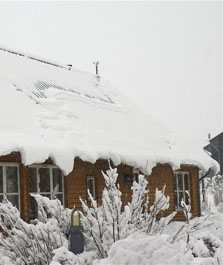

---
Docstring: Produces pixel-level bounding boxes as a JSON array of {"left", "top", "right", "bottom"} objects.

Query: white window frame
[
  {"left": 0, "top": 162, "right": 20, "bottom": 211},
  {"left": 132, "top": 168, "right": 140, "bottom": 182},
  {"left": 28, "top": 164, "right": 64, "bottom": 220},
  {"left": 87, "top": 176, "right": 96, "bottom": 199},
  {"left": 174, "top": 171, "right": 190, "bottom": 211},
  {"left": 28, "top": 164, "right": 64, "bottom": 201}
]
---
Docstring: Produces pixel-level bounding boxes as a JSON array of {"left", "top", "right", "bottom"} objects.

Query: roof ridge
[{"left": 0, "top": 45, "right": 70, "bottom": 70}]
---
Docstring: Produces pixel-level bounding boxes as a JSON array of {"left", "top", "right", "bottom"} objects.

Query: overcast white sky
[{"left": 0, "top": 1, "right": 222, "bottom": 144}]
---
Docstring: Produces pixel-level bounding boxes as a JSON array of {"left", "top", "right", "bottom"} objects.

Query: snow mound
[
  {"left": 0, "top": 46, "right": 218, "bottom": 174},
  {"left": 93, "top": 232, "right": 193, "bottom": 265}
]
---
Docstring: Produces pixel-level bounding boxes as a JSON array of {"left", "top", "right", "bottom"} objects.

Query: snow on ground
[
  {"left": 93, "top": 233, "right": 192, "bottom": 265},
  {"left": 92, "top": 212, "right": 223, "bottom": 265},
  {"left": 0, "top": 46, "right": 218, "bottom": 175}
]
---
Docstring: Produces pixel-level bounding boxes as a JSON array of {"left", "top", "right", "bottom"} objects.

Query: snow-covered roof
[{"left": 0, "top": 46, "right": 218, "bottom": 174}]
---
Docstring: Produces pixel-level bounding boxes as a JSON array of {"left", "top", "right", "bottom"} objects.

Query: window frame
[
  {"left": 132, "top": 168, "right": 140, "bottom": 182},
  {"left": 28, "top": 164, "right": 64, "bottom": 220},
  {"left": 0, "top": 162, "right": 20, "bottom": 211},
  {"left": 87, "top": 176, "right": 96, "bottom": 199},
  {"left": 173, "top": 171, "right": 190, "bottom": 211}
]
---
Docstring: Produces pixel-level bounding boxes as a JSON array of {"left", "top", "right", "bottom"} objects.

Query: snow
[
  {"left": 93, "top": 232, "right": 193, "bottom": 265},
  {"left": 92, "top": 212, "right": 223, "bottom": 265},
  {"left": 0, "top": 46, "right": 218, "bottom": 174}
]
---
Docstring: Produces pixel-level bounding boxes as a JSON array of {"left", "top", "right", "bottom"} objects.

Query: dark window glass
[
  {"left": 29, "top": 168, "right": 37, "bottom": 193},
  {"left": 87, "top": 178, "right": 95, "bottom": 197},
  {"left": 173, "top": 174, "right": 177, "bottom": 191},
  {"left": 178, "top": 192, "right": 184, "bottom": 208},
  {"left": 29, "top": 196, "right": 38, "bottom": 220},
  {"left": 53, "top": 168, "right": 62, "bottom": 193},
  {"left": 39, "top": 168, "right": 50, "bottom": 192},
  {"left": 185, "top": 191, "right": 189, "bottom": 205},
  {"left": 177, "top": 174, "right": 183, "bottom": 190},
  {"left": 7, "top": 195, "right": 19, "bottom": 209},
  {"left": 174, "top": 192, "right": 178, "bottom": 208},
  {"left": 6, "top": 167, "right": 18, "bottom": 193},
  {"left": 184, "top": 174, "right": 189, "bottom": 190},
  {"left": 0, "top": 167, "right": 3, "bottom": 193},
  {"left": 55, "top": 194, "right": 63, "bottom": 204}
]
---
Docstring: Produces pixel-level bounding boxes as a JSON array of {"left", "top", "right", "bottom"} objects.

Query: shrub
[
  {"left": 80, "top": 165, "right": 176, "bottom": 258},
  {"left": 0, "top": 195, "right": 71, "bottom": 265}
]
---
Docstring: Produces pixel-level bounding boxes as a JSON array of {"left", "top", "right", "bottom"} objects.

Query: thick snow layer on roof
[{"left": 0, "top": 46, "right": 218, "bottom": 174}]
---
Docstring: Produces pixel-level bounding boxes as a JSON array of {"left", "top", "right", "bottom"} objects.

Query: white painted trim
[
  {"left": 174, "top": 171, "right": 190, "bottom": 211},
  {"left": 0, "top": 163, "right": 20, "bottom": 212},
  {"left": 28, "top": 164, "right": 64, "bottom": 220}
]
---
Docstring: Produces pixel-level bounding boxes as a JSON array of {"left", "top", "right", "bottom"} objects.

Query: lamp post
[{"left": 70, "top": 211, "right": 84, "bottom": 254}]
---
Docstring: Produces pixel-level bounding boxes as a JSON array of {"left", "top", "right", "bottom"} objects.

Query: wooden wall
[
  {"left": 0, "top": 154, "right": 200, "bottom": 223},
  {"left": 65, "top": 159, "right": 200, "bottom": 221}
]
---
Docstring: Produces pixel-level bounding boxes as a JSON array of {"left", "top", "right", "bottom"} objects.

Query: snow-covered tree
[{"left": 80, "top": 165, "right": 176, "bottom": 258}]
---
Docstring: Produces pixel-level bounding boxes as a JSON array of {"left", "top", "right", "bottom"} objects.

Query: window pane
[
  {"left": 55, "top": 194, "right": 63, "bottom": 205},
  {"left": 40, "top": 193, "right": 51, "bottom": 199},
  {"left": 173, "top": 174, "right": 177, "bottom": 191},
  {"left": 38, "top": 194, "right": 51, "bottom": 218},
  {"left": 0, "top": 167, "right": 3, "bottom": 193},
  {"left": 177, "top": 174, "right": 183, "bottom": 190},
  {"left": 0, "top": 195, "right": 3, "bottom": 203},
  {"left": 28, "top": 168, "right": 37, "bottom": 193},
  {"left": 53, "top": 168, "right": 62, "bottom": 193},
  {"left": 39, "top": 168, "right": 50, "bottom": 192},
  {"left": 87, "top": 178, "right": 95, "bottom": 197},
  {"left": 6, "top": 167, "right": 18, "bottom": 193},
  {"left": 184, "top": 174, "right": 189, "bottom": 191},
  {"left": 178, "top": 192, "right": 184, "bottom": 208},
  {"left": 7, "top": 195, "right": 19, "bottom": 209},
  {"left": 30, "top": 196, "right": 38, "bottom": 220},
  {"left": 174, "top": 192, "right": 178, "bottom": 208},
  {"left": 185, "top": 191, "right": 190, "bottom": 205}
]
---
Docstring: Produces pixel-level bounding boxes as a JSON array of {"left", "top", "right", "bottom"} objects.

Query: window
[
  {"left": 87, "top": 177, "right": 95, "bottom": 199},
  {"left": 0, "top": 163, "right": 20, "bottom": 210},
  {"left": 28, "top": 165, "right": 64, "bottom": 220},
  {"left": 132, "top": 168, "right": 140, "bottom": 182},
  {"left": 174, "top": 171, "right": 190, "bottom": 210}
]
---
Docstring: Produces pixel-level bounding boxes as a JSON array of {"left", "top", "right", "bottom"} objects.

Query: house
[
  {"left": 0, "top": 46, "right": 217, "bottom": 223},
  {"left": 204, "top": 132, "right": 223, "bottom": 175}
]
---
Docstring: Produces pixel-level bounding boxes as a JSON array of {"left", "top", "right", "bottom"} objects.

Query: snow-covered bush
[
  {"left": 201, "top": 175, "right": 223, "bottom": 213},
  {"left": 0, "top": 195, "right": 72, "bottom": 265},
  {"left": 171, "top": 194, "right": 212, "bottom": 245},
  {"left": 80, "top": 165, "right": 176, "bottom": 258},
  {"left": 168, "top": 194, "right": 222, "bottom": 264},
  {"left": 189, "top": 231, "right": 222, "bottom": 258}
]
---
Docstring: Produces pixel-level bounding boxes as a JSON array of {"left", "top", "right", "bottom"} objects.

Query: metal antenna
[
  {"left": 208, "top": 133, "right": 211, "bottom": 141},
  {"left": 93, "top": 61, "right": 99, "bottom": 76}
]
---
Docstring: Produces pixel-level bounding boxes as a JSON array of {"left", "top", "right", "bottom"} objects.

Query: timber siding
[{"left": 0, "top": 154, "right": 200, "bottom": 223}]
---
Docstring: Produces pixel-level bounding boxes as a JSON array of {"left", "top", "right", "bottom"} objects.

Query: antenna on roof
[
  {"left": 208, "top": 133, "right": 211, "bottom": 141},
  {"left": 93, "top": 61, "right": 100, "bottom": 77},
  {"left": 67, "top": 64, "right": 72, "bottom": 70}
]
